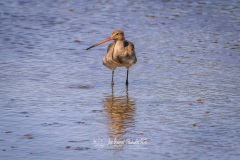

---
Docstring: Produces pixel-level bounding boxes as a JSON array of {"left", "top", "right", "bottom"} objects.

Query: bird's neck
[
  {"left": 114, "top": 39, "right": 125, "bottom": 49},
  {"left": 114, "top": 40, "right": 125, "bottom": 54}
]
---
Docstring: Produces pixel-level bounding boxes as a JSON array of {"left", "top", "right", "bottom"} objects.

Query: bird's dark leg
[
  {"left": 111, "top": 70, "right": 114, "bottom": 86},
  {"left": 126, "top": 83, "right": 129, "bottom": 97},
  {"left": 126, "top": 68, "right": 129, "bottom": 86}
]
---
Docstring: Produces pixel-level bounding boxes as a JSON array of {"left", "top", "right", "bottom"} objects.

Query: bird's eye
[{"left": 116, "top": 33, "right": 118, "bottom": 35}]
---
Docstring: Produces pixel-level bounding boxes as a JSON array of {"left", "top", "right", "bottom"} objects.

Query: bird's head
[
  {"left": 86, "top": 29, "right": 124, "bottom": 50},
  {"left": 110, "top": 30, "right": 125, "bottom": 41}
]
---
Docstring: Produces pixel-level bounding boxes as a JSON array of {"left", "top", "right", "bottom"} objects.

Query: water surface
[{"left": 0, "top": 0, "right": 240, "bottom": 160}]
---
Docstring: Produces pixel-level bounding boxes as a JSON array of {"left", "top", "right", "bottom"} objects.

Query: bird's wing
[
  {"left": 107, "top": 41, "right": 115, "bottom": 59},
  {"left": 125, "top": 41, "right": 134, "bottom": 53},
  {"left": 126, "top": 40, "right": 137, "bottom": 63}
]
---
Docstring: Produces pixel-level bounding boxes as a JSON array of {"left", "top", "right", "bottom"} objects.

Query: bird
[{"left": 86, "top": 30, "right": 137, "bottom": 86}]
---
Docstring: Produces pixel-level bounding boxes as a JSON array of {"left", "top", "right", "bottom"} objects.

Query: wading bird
[{"left": 86, "top": 30, "right": 137, "bottom": 86}]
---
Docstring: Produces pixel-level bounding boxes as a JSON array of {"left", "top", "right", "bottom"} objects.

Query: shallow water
[{"left": 0, "top": 0, "right": 240, "bottom": 159}]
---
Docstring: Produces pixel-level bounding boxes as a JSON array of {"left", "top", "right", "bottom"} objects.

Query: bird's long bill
[{"left": 86, "top": 37, "right": 113, "bottom": 50}]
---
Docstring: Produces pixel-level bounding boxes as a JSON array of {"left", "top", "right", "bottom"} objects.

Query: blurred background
[{"left": 0, "top": 0, "right": 239, "bottom": 160}]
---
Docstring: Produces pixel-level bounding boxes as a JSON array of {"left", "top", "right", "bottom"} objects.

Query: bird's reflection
[{"left": 103, "top": 86, "right": 135, "bottom": 140}]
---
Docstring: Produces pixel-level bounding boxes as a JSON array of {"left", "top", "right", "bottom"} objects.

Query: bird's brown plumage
[
  {"left": 86, "top": 29, "right": 137, "bottom": 85},
  {"left": 103, "top": 40, "right": 137, "bottom": 70}
]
